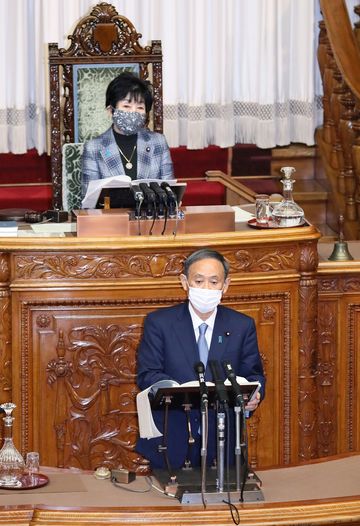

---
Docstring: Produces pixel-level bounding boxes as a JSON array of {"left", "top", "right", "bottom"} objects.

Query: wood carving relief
[
  {"left": 226, "top": 291, "right": 291, "bottom": 466},
  {"left": 318, "top": 276, "right": 360, "bottom": 292},
  {"left": 48, "top": 60, "right": 61, "bottom": 209},
  {"left": 316, "top": 300, "right": 337, "bottom": 457},
  {"left": 298, "top": 242, "right": 319, "bottom": 461},
  {"left": 14, "top": 245, "right": 301, "bottom": 281},
  {"left": 0, "top": 253, "right": 11, "bottom": 402},
  {"left": 15, "top": 253, "right": 186, "bottom": 280},
  {"left": 318, "top": 272, "right": 360, "bottom": 457},
  {"left": 226, "top": 246, "right": 299, "bottom": 272},
  {"left": 45, "top": 323, "right": 146, "bottom": 472},
  {"left": 59, "top": 4, "right": 152, "bottom": 58},
  {"left": 347, "top": 304, "right": 360, "bottom": 452}
]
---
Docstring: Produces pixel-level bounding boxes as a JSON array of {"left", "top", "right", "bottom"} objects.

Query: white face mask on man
[{"left": 188, "top": 286, "right": 223, "bottom": 313}]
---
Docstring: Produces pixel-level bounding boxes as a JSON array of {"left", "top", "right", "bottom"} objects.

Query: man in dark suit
[{"left": 136, "top": 248, "right": 265, "bottom": 469}]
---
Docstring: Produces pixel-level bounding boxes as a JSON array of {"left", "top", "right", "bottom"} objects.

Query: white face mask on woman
[{"left": 188, "top": 286, "right": 223, "bottom": 313}]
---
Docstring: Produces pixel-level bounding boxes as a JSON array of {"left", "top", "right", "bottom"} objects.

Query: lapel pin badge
[{"left": 218, "top": 335, "right": 223, "bottom": 344}]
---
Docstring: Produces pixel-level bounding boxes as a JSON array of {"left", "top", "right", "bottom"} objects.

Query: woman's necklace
[{"left": 118, "top": 145, "right": 137, "bottom": 170}]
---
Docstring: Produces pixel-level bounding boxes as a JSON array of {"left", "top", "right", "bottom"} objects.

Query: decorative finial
[{"left": 280, "top": 166, "right": 296, "bottom": 179}]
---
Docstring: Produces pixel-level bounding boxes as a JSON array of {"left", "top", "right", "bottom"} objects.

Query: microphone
[
  {"left": 149, "top": 182, "right": 167, "bottom": 217},
  {"left": 195, "top": 361, "right": 208, "bottom": 405},
  {"left": 139, "top": 182, "right": 156, "bottom": 218},
  {"left": 222, "top": 361, "right": 244, "bottom": 406},
  {"left": 130, "top": 184, "right": 144, "bottom": 202},
  {"left": 209, "top": 360, "right": 229, "bottom": 405},
  {"left": 160, "top": 182, "right": 177, "bottom": 217}
]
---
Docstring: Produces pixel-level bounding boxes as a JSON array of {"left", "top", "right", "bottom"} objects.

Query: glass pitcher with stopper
[
  {"left": 272, "top": 166, "right": 305, "bottom": 227},
  {"left": 0, "top": 403, "right": 25, "bottom": 487}
]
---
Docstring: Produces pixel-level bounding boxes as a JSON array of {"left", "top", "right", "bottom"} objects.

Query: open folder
[
  {"left": 81, "top": 175, "right": 132, "bottom": 209},
  {"left": 136, "top": 377, "right": 261, "bottom": 439}
]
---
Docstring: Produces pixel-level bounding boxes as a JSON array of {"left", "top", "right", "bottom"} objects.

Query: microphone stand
[
  {"left": 234, "top": 397, "right": 245, "bottom": 492},
  {"left": 157, "top": 395, "right": 175, "bottom": 481},
  {"left": 183, "top": 403, "right": 195, "bottom": 469},
  {"left": 200, "top": 395, "right": 208, "bottom": 506},
  {"left": 216, "top": 401, "right": 226, "bottom": 493}
]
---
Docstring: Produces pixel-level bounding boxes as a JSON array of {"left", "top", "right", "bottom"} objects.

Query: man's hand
[{"left": 245, "top": 392, "right": 261, "bottom": 412}]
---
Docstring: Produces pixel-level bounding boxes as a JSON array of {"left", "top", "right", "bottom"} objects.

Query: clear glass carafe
[
  {"left": 0, "top": 403, "right": 25, "bottom": 487},
  {"left": 272, "top": 166, "right": 305, "bottom": 227}
]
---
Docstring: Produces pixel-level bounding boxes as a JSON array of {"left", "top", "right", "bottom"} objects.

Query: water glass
[
  {"left": 255, "top": 194, "right": 270, "bottom": 224},
  {"left": 26, "top": 451, "right": 40, "bottom": 481}
]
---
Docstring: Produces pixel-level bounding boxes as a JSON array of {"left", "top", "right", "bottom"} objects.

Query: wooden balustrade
[{"left": 317, "top": 0, "right": 360, "bottom": 238}]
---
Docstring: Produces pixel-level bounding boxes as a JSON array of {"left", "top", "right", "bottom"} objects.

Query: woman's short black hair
[
  {"left": 105, "top": 72, "right": 153, "bottom": 113},
  {"left": 184, "top": 249, "right": 230, "bottom": 279}
]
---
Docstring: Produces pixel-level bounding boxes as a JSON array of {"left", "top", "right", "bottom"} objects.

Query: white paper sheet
[
  {"left": 231, "top": 206, "right": 255, "bottom": 222},
  {"left": 31, "top": 223, "right": 77, "bottom": 234},
  {"left": 81, "top": 175, "right": 132, "bottom": 209}
]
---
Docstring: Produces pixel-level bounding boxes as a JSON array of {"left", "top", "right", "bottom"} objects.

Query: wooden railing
[
  {"left": 317, "top": 0, "right": 360, "bottom": 239},
  {"left": 205, "top": 170, "right": 257, "bottom": 203}
]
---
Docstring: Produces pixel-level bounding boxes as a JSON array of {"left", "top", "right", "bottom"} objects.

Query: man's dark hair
[
  {"left": 184, "top": 249, "right": 230, "bottom": 279},
  {"left": 105, "top": 72, "right": 153, "bottom": 113}
]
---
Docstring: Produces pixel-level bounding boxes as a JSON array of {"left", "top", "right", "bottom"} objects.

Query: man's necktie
[{"left": 198, "top": 323, "right": 209, "bottom": 367}]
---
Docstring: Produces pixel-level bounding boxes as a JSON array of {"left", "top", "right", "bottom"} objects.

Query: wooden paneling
[
  {"left": 0, "top": 225, "right": 320, "bottom": 472},
  {"left": 317, "top": 270, "right": 360, "bottom": 458}
]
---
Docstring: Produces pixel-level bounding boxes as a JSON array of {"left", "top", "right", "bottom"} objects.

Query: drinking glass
[
  {"left": 26, "top": 452, "right": 40, "bottom": 483},
  {"left": 255, "top": 194, "right": 270, "bottom": 224}
]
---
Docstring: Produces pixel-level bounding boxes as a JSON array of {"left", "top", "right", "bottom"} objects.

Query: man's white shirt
[{"left": 188, "top": 302, "right": 217, "bottom": 350}]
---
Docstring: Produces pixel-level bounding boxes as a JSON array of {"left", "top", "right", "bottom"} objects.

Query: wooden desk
[
  {"left": 1, "top": 457, "right": 360, "bottom": 525},
  {"left": 0, "top": 224, "right": 320, "bottom": 472}
]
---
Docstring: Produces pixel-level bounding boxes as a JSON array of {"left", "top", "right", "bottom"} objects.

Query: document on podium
[
  {"left": 136, "top": 377, "right": 260, "bottom": 439},
  {"left": 81, "top": 175, "right": 132, "bottom": 209}
]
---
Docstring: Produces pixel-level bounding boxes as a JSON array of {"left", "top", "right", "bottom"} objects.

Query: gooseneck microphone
[
  {"left": 161, "top": 182, "right": 177, "bottom": 218},
  {"left": 195, "top": 361, "right": 208, "bottom": 405},
  {"left": 130, "top": 184, "right": 144, "bottom": 202},
  {"left": 222, "top": 361, "right": 244, "bottom": 406},
  {"left": 149, "top": 182, "right": 167, "bottom": 217},
  {"left": 139, "top": 182, "right": 156, "bottom": 218},
  {"left": 209, "top": 360, "right": 229, "bottom": 405}
]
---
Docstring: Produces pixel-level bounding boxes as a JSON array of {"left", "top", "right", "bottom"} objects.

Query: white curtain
[{"left": 0, "top": 0, "right": 357, "bottom": 153}]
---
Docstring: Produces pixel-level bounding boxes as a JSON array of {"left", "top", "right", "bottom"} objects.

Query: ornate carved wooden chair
[{"left": 48, "top": 2, "right": 163, "bottom": 210}]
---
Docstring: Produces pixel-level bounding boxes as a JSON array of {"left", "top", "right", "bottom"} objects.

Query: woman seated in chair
[{"left": 81, "top": 72, "right": 174, "bottom": 201}]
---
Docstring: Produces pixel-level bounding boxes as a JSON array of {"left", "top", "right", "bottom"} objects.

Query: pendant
[{"left": 125, "top": 162, "right": 133, "bottom": 170}]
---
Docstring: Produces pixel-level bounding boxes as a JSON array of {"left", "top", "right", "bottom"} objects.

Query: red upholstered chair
[
  {"left": 171, "top": 146, "right": 227, "bottom": 206},
  {"left": 0, "top": 149, "right": 52, "bottom": 212}
]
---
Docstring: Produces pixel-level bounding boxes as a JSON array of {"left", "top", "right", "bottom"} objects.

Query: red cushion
[
  {"left": 171, "top": 146, "right": 228, "bottom": 205},
  {"left": 171, "top": 145, "right": 228, "bottom": 180},
  {"left": 0, "top": 185, "right": 52, "bottom": 212},
  {"left": 181, "top": 181, "right": 225, "bottom": 206}
]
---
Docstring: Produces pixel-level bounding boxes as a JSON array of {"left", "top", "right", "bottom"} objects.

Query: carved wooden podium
[{"left": 0, "top": 223, "right": 320, "bottom": 474}]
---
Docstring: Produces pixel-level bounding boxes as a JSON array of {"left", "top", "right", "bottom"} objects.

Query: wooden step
[
  {"left": 271, "top": 144, "right": 318, "bottom": 181},
  {"left": 293, "top": 180, "right": 329, "bottom": 225},
  {"left": 293, "top": 179, "right": 329, "bottom": 200}
]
